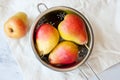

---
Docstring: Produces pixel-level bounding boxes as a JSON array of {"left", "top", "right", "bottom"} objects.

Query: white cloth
[{"left": 0, "top": 0, "right": 120, "bottom": 80}]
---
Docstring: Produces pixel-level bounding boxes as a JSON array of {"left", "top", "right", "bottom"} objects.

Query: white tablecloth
[{"left": 0, "top": 0, "right": 120, "bottom": 80}]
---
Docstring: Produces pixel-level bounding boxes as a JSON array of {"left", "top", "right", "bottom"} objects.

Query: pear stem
[
  {"left": 40, "top": 53, "right": 45, "bottom": 58},
  {"left": 85, "top": 44, "right": 90, "bottom": 51},
  {"left": 40, "top": 55, "right": 44, "bottom": 58}
]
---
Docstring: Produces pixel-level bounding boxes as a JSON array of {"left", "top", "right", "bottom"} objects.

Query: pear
[
  {"left": 36, "top": 23, "right": 59, "bottom": 55},
  {"left": 4, "top": 12, "right": 28, "bottom": 39},
  {"left": 49, "top": 41, "right": 78, "bottom": 65},
  {"left": 58, "top": 14, "right": 88, "bottom": 45}
]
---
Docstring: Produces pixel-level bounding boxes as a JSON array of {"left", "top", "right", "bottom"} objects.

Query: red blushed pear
[
  {"left": 58, "top": 14, "right": 88, "bottom": 45},
  {"left": 4, "top": 12, "right": 28, "bottom": 39},
  {"left": 49, "top": 41, "right": 78, "bottom": 65},
  {"left": 36, "top": 23, "right": 59, "bottom": 56}
]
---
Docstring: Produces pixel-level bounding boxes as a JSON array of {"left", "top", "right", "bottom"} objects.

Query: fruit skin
[
  {"left": 58, "top": 14, "right": 88, "bottom": 45},
  {"left": 36, "top": 23, "right": 59, "bottom": 55},
  {"left": 13, "top": 12, "right": 28, "bottom": 26},
  {"left": 4, "top": 12, "right": 28, "bottom": 39},
  {"left": 49, "top": 41, "right": 78, "bottom": 65}
]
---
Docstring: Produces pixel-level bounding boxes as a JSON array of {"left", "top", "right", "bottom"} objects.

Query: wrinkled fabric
[{"left": 0, "top": 0, "right": 120, "bottom": 80}]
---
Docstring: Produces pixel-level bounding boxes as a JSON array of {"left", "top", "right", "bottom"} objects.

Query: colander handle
[
  {"left": 37, "top": 3, "right": 48, "bottom": 13},
  {"left": 79, "top": 61, "right": 102, "bottom": 80}
]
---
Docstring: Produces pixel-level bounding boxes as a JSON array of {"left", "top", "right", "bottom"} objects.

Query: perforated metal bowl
[{"left": 30, "top": 3, "right": 94, "bottom": 72}]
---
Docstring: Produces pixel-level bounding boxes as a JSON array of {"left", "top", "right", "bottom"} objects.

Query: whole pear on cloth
[{"left": 4, "top": 12, "right": 28, "bottom": 39}]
